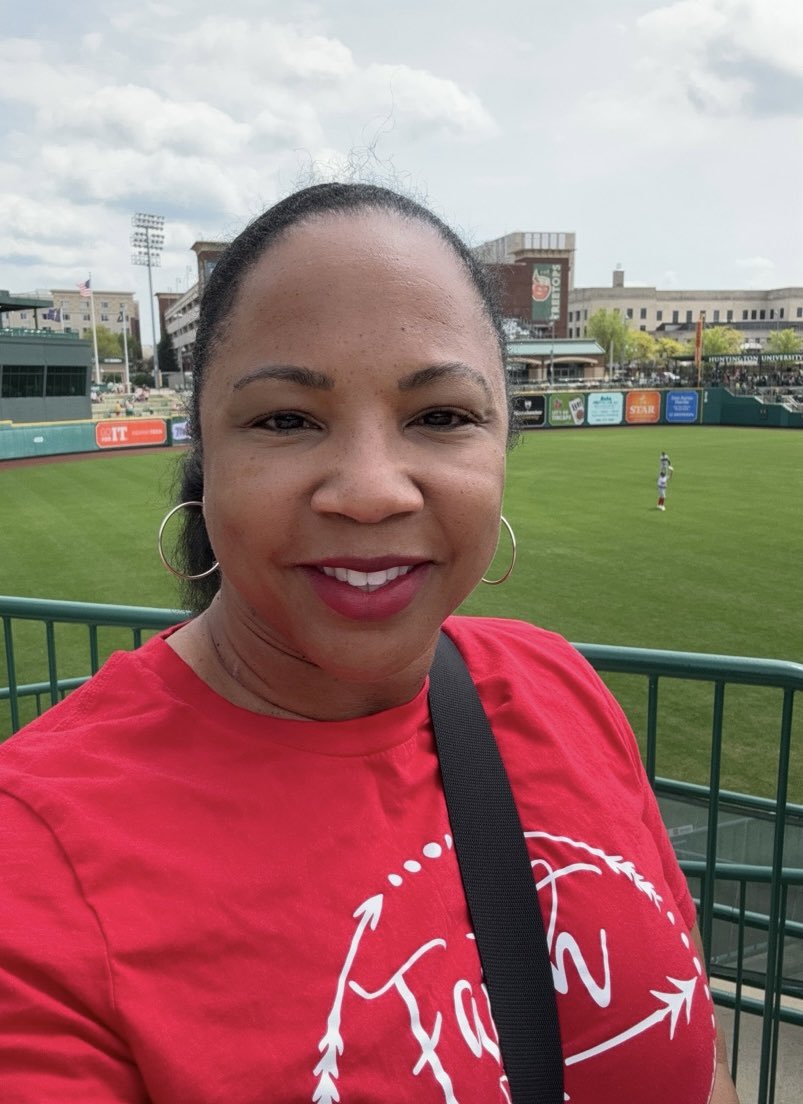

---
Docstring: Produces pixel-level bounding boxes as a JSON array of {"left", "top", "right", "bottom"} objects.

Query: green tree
[
  {"left": 84, "top": 324, "right": 123, "bottom": 359},
  {"left": 701, "top": 326, "right": 743, "bottom": 356},
  {"left": 586, "top": 309, "right": 630, "bottom": 365},
  {"left": 655, "top": 336, "right": 686, "bottom": 367},
  {"left": 157, "top": 333, "right": 179, "bottom": 378},
  {"left": 764, "top": 329, "right": 803, "bottom": 356},
  {"left": 625, "top": 329, "right": 657, "bottom": 366}
]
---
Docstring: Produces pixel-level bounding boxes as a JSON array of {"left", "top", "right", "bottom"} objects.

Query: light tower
[{"left": 131, "top": 213, "right": 165, "bottom": 388}]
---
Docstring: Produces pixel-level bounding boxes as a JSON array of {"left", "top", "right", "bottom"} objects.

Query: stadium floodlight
[{"left": 131, "top": 213, "right": 165, "bottom": 388}]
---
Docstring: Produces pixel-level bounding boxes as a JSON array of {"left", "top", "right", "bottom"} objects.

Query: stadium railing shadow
[{"left": 2, "top": 594, "right": 802, "bottom": 1104}]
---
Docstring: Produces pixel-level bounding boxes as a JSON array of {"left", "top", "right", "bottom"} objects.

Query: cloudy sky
[{"left": 2, "top": 0, "right": 802, "bottom": 323}]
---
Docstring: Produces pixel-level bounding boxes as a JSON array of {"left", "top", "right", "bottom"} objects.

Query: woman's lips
[{"left": 300, "top": 561, "right": 431, "bottom": 621}]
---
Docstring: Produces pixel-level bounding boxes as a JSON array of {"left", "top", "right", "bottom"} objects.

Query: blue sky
[{"left": 2, "top": 0, "right": 802, "bottom": 320}]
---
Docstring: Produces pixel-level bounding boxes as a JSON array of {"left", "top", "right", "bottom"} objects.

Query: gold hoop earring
[
  {"left": 157, "top": 501, "right": 219, "bottom": 581},
  {"left": 482, "top": 515, "right": 517, "bottom": 586}
]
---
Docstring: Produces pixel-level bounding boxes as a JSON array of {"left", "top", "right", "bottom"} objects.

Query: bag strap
[{"left": 428, "top": 631, "right": 564, "bottom": 1104}]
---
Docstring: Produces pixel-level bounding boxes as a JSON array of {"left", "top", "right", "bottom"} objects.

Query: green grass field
[{"left": 2, "top": 427, "right": 802, "bottom": 798}]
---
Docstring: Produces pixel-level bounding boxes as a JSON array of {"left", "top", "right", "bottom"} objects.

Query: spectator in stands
[{"left": 0, "top": 183, "right": 739, "bottom": 1104}]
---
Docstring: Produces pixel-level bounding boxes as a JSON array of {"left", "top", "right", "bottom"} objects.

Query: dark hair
[{"left": 175, "top": 181, "right": 512, "bottom": 612}]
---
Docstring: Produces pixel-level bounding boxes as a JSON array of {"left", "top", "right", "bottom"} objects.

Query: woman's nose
[{"left": 310, "top": 434, "right": 425, "bottom": 523}]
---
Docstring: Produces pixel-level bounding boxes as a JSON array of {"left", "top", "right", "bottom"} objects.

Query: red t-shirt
[{"left": 0, "top": 617, "right": 716, "bottom": 1103}]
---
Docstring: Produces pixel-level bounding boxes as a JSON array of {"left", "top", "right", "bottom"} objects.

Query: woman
[{"left": 0, "top": 184, "right": 737, "bottom": 1102}]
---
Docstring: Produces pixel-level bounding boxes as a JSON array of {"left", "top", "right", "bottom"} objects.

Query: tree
[
  {"left": 586, "top": 309, "right": 630, "bottom": 365},
  {"left": 84, "top": 324, "right": 123, "bottom": 360},
  {"left": 655, "top": 337, "right": 686, "bottom": 367},
  {"left": 764, "top": 329, "right": 803, "bottom": 356},
  {"left": 625, "top": 329, "right": 657, "bottom": 366},
  {"left": 701, "top": 327, "right": 743, "bottom": 357},
  {"left": 157, "top": 333, "right": 179, "bottom": 378}
]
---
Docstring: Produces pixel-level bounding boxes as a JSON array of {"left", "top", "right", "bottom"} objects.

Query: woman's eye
[
  {"left": 254, "top": 412, "right": 317, "bottom": 432},
  {"left": 415, "top": 409, "right": 477, "bottom": 429}
]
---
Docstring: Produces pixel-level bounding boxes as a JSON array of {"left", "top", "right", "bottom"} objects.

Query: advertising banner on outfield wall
[
  {"left": 512, "top": 394, "right": 546, "bottom": 427},
  {"left": 95, "top": 419, "right": 168, "bottom": 449},
  {"left": 665, "top": 391, "right": 700, "bottom": 423},
  {"left": 170, "top": 419, "right": 190, "bottom": 443},
  {"left": 625, "top": 390, "right": 661, "bottom": 424},
  {"left": 549, "top": 392, "right": 585, "bottom": 426},
  {"left": 587, "top": 392, "right": 624, "bottom": 426}
]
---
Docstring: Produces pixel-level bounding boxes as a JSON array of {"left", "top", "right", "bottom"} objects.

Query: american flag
[{"left": 77, "top": 278, "right": 91, "bottom": 298}]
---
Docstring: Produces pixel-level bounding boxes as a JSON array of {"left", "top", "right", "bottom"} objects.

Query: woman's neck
[{"left": 166, "top": 599, "right": 434, "bottom": 722}]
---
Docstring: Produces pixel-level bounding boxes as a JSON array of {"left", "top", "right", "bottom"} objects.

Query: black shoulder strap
[{"left": 428, "top": 631, "right": 564, "bottom": 1104}]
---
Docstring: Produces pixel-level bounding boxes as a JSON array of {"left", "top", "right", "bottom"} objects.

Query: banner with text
[
  {"left": 665, "top": 391, "right": 699, "bottom": 423},
  {"left": 95, "top": 419, "right": 168, "bottom": 450},
  {"left": 512, "top": 394, "right": 546, "bottom": 427},
  {"left": 625, "top": 390, "right": 661, "bottom": 424},
  {"left": 549, "top": 392, "right": 586, "bottom": 427},
  {"left": 531, "top": 263, "right": 562, "bottom": 324},
  {"left": 587, "top": 392, "right": 624, "bottom": 426}
]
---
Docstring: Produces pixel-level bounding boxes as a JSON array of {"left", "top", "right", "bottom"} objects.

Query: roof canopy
[{"left": 0, "top": 290, "right": 54, "bottom": 312}]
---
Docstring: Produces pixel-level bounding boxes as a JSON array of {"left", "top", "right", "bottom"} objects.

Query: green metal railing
[{"left": 2, "top": 595, "right": 802, "bottom": 1103}]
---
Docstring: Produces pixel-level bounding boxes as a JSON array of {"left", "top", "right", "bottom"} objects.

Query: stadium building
[
  {"left": 568, "top": 269, "right": 803, "bottom": 348},
  {"left": 0, "top": 290, "right": 92, "bottom": 423},
  {"left": 160, "top": 242, "right": 228, "bottom": 385},
  {"left": 0, "top": 288, "right": 140, "bottom": 347}
]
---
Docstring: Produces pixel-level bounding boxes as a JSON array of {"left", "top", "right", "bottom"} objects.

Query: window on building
[
  {"left": 1, "top": 365, "right": 45, "bottom": 398},
  {"left": 742, "top": 310, "right": 748, "bottom": 320},
  {"left": 626, "top": 308, "right": 633, "bottom": 319},
  {"left": 727, "top": 310, "right": 733, "bottom": 321},
  {"left": 583, "top": 309, "right": 588, "bottom": 321},
  {"left": 63, "top": 313, "right": 70, "bottom": 321},
  {"left": 759, "top": 309, "right": 765, "bottom": 320},
  {"left": 685, "top": 310, "right": 693, "bottom": 324},
  {"left": 713, "top": 310, "right": 720, "bottom": 322},
  {"left": 780, "top": 308, "right": 785, "bottom": 319},
  {"left": 769, "top": 310, "right": 775, "bottom": 320},
  {"left": 751, "top": 310, "right": 757, "bottom": 320},
  {"left": 19, "top": 312, "right": 28, "bottom": 320},
  {"left": 640, "top": 325, "right": 646, "bottom": 331},
  {"left": 100, "top": 313, "right": 109, "bottom": 322},
  {"left": 797, "top": 307, "right": 802, "bottom": 318},
  {"left": 656, "top": 310, "right": 663, "bottom": 322},
  {"left": 640, "top": 308, "right": 647, "bottom": 320},
  {"left": 101, "top": 301, "right": 109, "bottom": 309},
  {"left": 83, "top": 313, "right": 90, "bottom": 321},
  {"left": 672, "top": 310, "right": 679, "bottom": 323},
  {"left": 46, "top": 365, "right": 87, "bottom": 397}
]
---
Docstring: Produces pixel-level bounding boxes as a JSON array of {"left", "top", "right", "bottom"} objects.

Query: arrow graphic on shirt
[
  {"left": 313, "top": 895, "right": 384, "bottom": 1104},
  {"left": 565, "top": 976, "right": 698, "bottom": 1067}
]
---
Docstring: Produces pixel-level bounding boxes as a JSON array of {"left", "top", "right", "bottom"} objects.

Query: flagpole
[
  {"left": 121, "top": 304, "right": 130, "bottom": 392},
  {"left": 88, "top": 273, "right": 100, "bottom": 385}
]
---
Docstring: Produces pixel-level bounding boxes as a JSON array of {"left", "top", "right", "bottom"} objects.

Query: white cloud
[
  {"left": 637, "top": 0, "right": 803, "bottom": 116},
  {"left": 0, "top": 8, "right": 496, "bottom": 300}
]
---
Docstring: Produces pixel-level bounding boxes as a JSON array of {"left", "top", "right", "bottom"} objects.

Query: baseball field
[{"left": 2, "top": 425, "right": 801, "bottom": 799}]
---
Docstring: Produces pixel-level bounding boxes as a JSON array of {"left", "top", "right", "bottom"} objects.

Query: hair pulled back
[{"left": 174, "top": 182, "right": 509, "bottom": 612}]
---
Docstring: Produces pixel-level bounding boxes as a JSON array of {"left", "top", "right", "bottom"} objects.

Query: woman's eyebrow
[
  {"left": 233, "top": 365, "right": 334, "bottom": 391},
  {"left": 398, "top": 362, "right": 493, "bottom": 400}
]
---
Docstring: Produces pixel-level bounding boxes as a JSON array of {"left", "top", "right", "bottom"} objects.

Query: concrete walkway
[{"left": 715, "top": 989, "right": 803, "bottom": 1103}]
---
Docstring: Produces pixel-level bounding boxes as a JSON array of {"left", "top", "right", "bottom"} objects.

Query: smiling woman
[{"left": 0, "top": 183, "right": 737, "bottom": 1104}]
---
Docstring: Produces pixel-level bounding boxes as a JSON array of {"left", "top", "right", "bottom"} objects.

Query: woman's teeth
[{"left": 320, "top": 565, "right": 414, "bottom": 591}]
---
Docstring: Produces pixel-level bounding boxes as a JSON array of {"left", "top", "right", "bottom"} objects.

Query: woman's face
[{"left": 199, "top": 209, "right": 508, "bottom": 683}]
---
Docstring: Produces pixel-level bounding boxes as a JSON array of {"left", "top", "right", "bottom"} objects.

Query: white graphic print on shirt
[{"left": 311, "top": 831, "right": 717, "bottom": 1103}]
